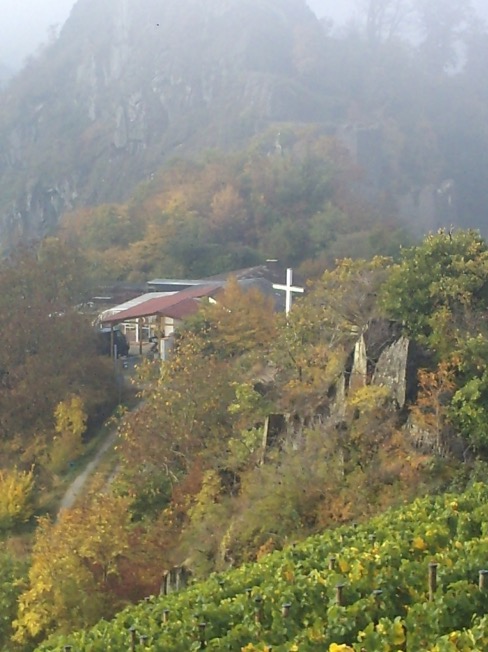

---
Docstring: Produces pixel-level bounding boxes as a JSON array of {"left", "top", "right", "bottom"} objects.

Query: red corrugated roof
[
  {"left": 163, "top": 297, "right": 201, "bottom": 320},
  {"left": 101, "top": 284, "right": 221, "bottom": 324}
]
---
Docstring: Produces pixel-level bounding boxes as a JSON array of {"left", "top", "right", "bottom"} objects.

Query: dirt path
[
  {"left": 58, "top": 430, "right": 118, "bottom": 513},
  {"left": 58, "top": 356, "right": 145, "bottom": 514}
]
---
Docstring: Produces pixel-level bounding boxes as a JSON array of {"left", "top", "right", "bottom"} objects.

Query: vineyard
[{"left": 38, "top": 483, "right": 488, "bottom": 651}]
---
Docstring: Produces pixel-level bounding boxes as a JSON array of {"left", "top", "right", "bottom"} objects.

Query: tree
[
  {"left": 0, "top": 466, "right": 35, "bottom": 531},
  {"left": 209, "top": 185, "right": 249, "bottom": 243},
  {"left": 49, "top": 395, "right": 88, "bottom": 473},
  {"left": 414, "top": 0, "right": 474, "bottom": 72},
  {"left": 195, "top": 277, "right": 277, "bottom": 360},
  {"left": 381, "top": 230, "right": 488, "bottom": 351},
  {"left": 0, "top": 551, "right": 27, "bottom": 650},
  {"left": 0, "top": 242, "right": 116, "bottom": 467},
  {"left": 451, "top": 370, "right": 488, "bottom": 453},
  {"left": 13, "top": 494, "right": 159, "bottom": 645},
  {"left": 409, "top": 363, "right": 457, "bottom": 455},
  {"left": 382, "top": 230, "right": 488, "bottom": 455},
  {"left": 119, "top": 283, "right": 275, "bottom": 506},
  {"left": 358, "top": 0, "right": 414, "bottom": 47}
]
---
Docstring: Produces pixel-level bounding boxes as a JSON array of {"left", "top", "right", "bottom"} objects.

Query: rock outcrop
[{"left": 0, "top": 0, "right": 326, "bottom": 249}]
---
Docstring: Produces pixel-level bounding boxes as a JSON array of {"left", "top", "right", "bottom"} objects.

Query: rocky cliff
[{"left": 0, "top": 0, "right": 327, "bottom": 250}]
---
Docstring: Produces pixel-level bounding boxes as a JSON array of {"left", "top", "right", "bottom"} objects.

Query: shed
[{"left": 100, "top": 283, "right": 223, "bottom": 356}]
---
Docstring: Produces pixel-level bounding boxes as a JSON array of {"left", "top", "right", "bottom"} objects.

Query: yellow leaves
[
  {"left": 0, "top": 466, "right": 35, "bottom": 530},
  {"left": 309, "top": 568, "right": 327, "bottom": 585},
  {"left": 50, "top": 395, "right": 88, "bottom": 472},
  {"left": 338, "top": 558, "right": 350, "bottom": 573},
  {"left": 448, "top": 631, "right": 460, "bottom": 644},
  {"left": 424, "top": 525, "right": 450, "bottom": 550},
  {"left": 281, "top": 564, "right": 295, "bottom": 583},
  {"left": 11, "top": 609, "right": 45, "bottom": 643},
  {"left": 13, "top": 494, "right": 136, "bottom": 644},
  {"left": 348, "top": 385, "right": 391, "bottom": 413},
  {"left": 188, "top": 471, "right": 222, "bottom": 523},
  {"left": 329, "top": 643, "right": 355, "bottom": 652},
  {"left": 412, "top": 536, "right": 427, "bottom": 551},
  {"left": 391, "top": 619, "right": 406, "bottom": 646},
  {"left": 201, "top": 276, "right": 277, "bottom": 356}
]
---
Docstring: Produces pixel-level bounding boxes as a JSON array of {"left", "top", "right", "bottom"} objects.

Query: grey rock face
[
  {"left": 332, "top": 319, "right": 420, "bottom": 416},
  {"left": 372, "top": 336, "right": 411, "bottom": 408},
  {"left": 0, "top": 0, "right": 322, "bottom": 249}
]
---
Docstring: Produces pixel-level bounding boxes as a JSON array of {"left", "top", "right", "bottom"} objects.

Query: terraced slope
[{"left": 39, "top": 483, "right": 488, "bottom": 651}]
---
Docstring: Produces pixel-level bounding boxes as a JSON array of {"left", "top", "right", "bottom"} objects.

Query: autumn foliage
[
  {"left": 8, "top": 231, "right": 488, "bottom": 647},
  {"left": 13, "top": 495, "right": 162, "bottom": 645}
]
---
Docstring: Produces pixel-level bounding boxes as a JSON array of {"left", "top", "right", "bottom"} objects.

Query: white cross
[{"left": 273, "top": 268, "right": 304, "bottom": 315}]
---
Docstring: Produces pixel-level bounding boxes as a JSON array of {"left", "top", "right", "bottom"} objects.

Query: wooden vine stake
[
  {"left": 335, "top": 583, "right": 346, "bottom": 606},
  {"left": 372, "top": 589, "right": 383, "bottom": 603},
  {"left": 371, "top": 590, "right": 383, "bottom": 627},
  {"left": 254, "top": 595, "right": 264, "bottom": 624},
  {"left": 198, "top": 622, "right": 207, "bottom": 649},
  {"left": 129, "top": 625, "right": 137, "bottom": 652},
  {"left": 282, "top": 602, "right": 292, "bottom": 618},
  {"left": 329, "top": 556, "right": 337, "bottom": 571},
  {"left": 479, "top": 569, "right": 488, "bottom": 590},
  {"left": 162, "top": 609, "right": 170, "bottom": 623},
  {"left": 428, "top": 562, "right": 438, "bottom": 602}
]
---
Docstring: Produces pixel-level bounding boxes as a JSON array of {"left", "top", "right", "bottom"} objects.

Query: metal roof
[
  {"left": 100, "top": 284, "right": 222, "bottom": 325},
  {"left": 162, "top": 297, "right": 201, "bottom": 320},
  {"left": 147, "top": 278, "right": 209, "bottom": 287},
  {"left": 98, "top": 292, "right": 175, "bottom": 322}
]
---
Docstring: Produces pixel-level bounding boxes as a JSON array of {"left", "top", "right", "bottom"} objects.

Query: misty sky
[
  {"left": 1, "top": 0, "right": 486, "bottom": 69},
  {"left": 1, "top": 0, "right": 74, "bottom": 67},
  {"left": 0, "top": 0, "right": 351, "bottom": 68}
]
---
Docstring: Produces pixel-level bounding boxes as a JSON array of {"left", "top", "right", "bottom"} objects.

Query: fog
[
  {"left": 1, "top": 0, "right": 76, "bottom": 68},
  {"left": 1, "top": 0, "right": 349, "bottom": 69},
  {"left": 1, "top": 0, "right": 487, "bottom": 71}
]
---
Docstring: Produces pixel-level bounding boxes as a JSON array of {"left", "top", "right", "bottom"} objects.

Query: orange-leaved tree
[{"left": 13, "top": 494, "right": 161, "bottom": 645}]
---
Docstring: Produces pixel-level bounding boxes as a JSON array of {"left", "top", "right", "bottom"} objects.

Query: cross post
[{"left": 273, "top": 268, "right": 304, "bottom": 315}]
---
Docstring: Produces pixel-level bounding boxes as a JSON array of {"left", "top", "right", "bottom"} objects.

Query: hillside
[
  {"left": 57, "top": 128, "right": 409, "bottom": 282},
  {"left": 6, "top": 230, "right": 488, "bottom": 650},
  {"left": 0, "top": 0, "right": 325, "bottom": 250},
  {"left": 1, "top": 0, "right": 488, "bottom": 254},
  {"left": 38, "top": 481, "right": 488, "bottom": 651}
]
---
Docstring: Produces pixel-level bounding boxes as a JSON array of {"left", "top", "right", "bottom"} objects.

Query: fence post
[{"left": 428, "top": 563, "right": 438, "bottom": 601}]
